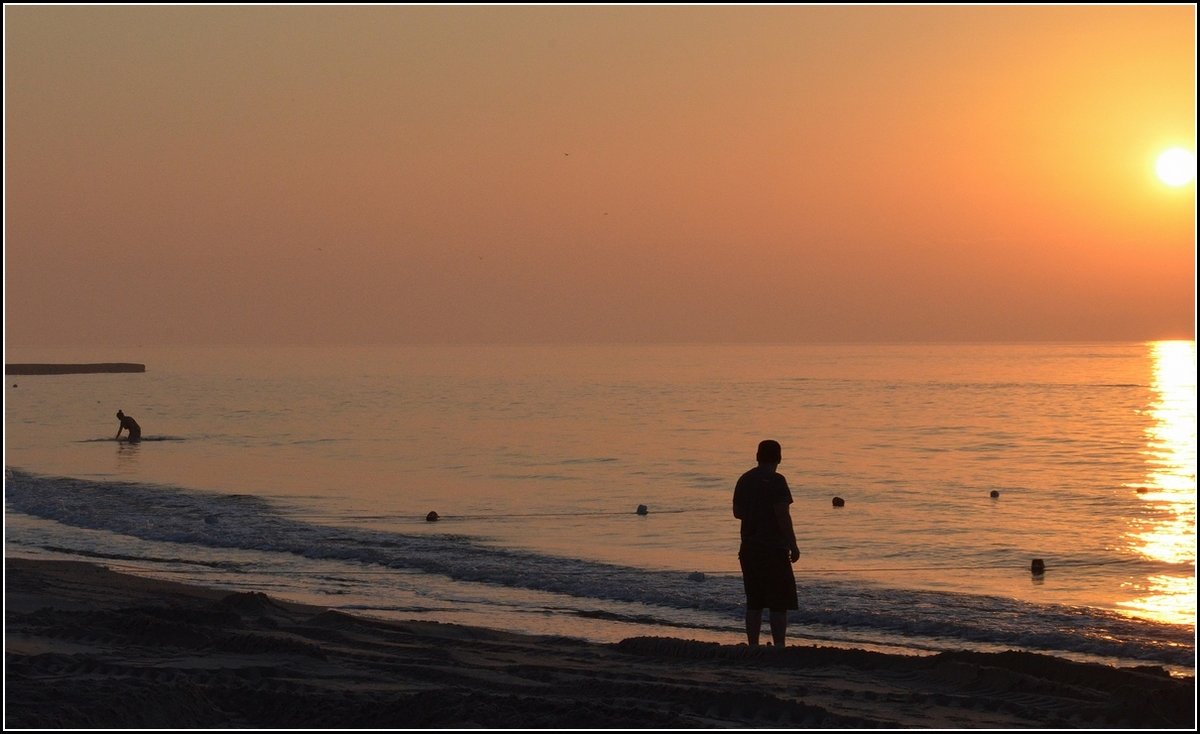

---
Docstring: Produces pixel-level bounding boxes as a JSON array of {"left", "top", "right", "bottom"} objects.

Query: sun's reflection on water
[{"left": 1119, "top": 341, "right": 1196, "bottom": 626}]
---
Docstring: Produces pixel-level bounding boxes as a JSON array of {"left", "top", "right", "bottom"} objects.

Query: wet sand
[{"left": 4, "top": 557, "right": 1194, "bottom": 728}]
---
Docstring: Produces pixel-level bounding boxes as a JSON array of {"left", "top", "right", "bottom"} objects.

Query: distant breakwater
[{"left": 5, "top": 363, "right": 146, "bottom": 375}]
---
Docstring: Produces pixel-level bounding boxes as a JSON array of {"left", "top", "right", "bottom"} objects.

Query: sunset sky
[{"left": 4, "top": 5, "right": 1195, "bottom": 347}]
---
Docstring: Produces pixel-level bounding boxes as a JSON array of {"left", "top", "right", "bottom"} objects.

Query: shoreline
[{"left": 5, "top": 557, "right": 1194, "bottom": 728}]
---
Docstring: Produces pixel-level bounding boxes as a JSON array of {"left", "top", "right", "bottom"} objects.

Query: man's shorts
[{"left": 739, "top": 543, "right": 798, "bottom": 611}]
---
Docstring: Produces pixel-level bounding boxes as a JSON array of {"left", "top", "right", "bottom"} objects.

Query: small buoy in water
[
  {"left": 636, "top": 504, "right": 648, "bottom": 515},
  {"left": 1135, "top": 488, "right": 1149, "bottom": 494},
  {"left": 990, "top": 490, "right": 1000, "bottom": 498},
  {"left": 426, "top": 511, "right": 440, "bottom": 522},
  {"left": 688, "top": 572, "right": 706, "bottom": 582},
  {"left": 204, "top": 514, "right": 219, "bottom": 525},
  {"left": 832, "top": 497, "right": 845, "bottom": 507},
  {"left": 1031, "top": 559, "right": 1046, "bottom": 575}
]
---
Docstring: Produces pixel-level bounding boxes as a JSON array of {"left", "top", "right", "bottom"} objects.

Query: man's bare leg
[
  {"left": 769, "top": 610, "right": 788, "bottom": 648},
  {"left": 745, "top": 608, "right": 763, "bottom": 645}
]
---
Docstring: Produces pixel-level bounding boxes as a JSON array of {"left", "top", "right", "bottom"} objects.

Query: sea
[{"left": 4, "top": 342, "right": 1195, "bottom": 677}]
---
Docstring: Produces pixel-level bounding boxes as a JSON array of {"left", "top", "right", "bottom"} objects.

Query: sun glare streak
[
  {"left": 1118, "top": 575, "right": 1197, "bottom": 628},
  {"left": 1121, "top": 341, "right": 1196, "bottom": 626}
]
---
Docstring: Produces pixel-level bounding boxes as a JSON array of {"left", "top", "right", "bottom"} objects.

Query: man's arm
[{"left": 773, "top": 502, "right": 800, "bottom": 563}]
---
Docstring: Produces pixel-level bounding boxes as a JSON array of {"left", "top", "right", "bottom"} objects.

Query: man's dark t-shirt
[{"left": 733, "top": 466, "right": 793, "bottom": 551}]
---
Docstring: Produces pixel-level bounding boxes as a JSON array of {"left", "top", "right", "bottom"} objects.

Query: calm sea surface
[{"left": 4, "top": 343, "right": 1195, "bottom": 675}]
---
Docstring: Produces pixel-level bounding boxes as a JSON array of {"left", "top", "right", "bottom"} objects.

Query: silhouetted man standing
[{"left": 733, "top": 439, "right": 799, "bottom": 647}]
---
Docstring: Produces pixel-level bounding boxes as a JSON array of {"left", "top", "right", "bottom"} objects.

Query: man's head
[
  {"left": 116, "top": 410, "right": 125, "bottom": 419},
  {"left": 756, "top": 439, "right": 782, "bottom": 465}
]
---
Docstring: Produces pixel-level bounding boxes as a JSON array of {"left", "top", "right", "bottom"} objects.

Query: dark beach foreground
[{"left": 4, "top": 558, "right": 1194, "bottom": 729}]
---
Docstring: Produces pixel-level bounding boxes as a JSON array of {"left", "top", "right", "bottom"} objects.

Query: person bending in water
[{"left": 115, "top": 410, "right": 141, "bottom": 443}]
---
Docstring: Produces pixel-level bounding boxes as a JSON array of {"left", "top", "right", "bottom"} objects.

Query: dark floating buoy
[
  {"left": 990, "top": 490, "right": 1000, "bottom": 498},
  {"left": 688, "top": 572, "right": 706, "bottom": 582},
  {"left": 831, "top": 496, "right": 845, "bottom": 508},
  {"left": 426, "top": 511, "right": 440, "bottom": 522},
  {"left": 204, "top": 514, "right": 219, "bottom": 525},
  {"left": 1031, "top": 559, "right": 1046, "bottom": 575},
  {"left": 636, "top": 504, "right": 649, "bottom": 516}
]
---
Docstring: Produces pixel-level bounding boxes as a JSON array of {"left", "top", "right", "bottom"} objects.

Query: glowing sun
[{"left": 1155, "top": 147, "right": 1196, "bottom": 187}]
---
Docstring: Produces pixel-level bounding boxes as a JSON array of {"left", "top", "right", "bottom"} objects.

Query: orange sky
[{"left": 4, "top": 5, "right": 1195, "bottom": 346}]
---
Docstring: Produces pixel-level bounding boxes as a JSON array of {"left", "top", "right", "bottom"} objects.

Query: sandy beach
[{"left": 4, "top": 558, "right": 1193, "bottom": 729}]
